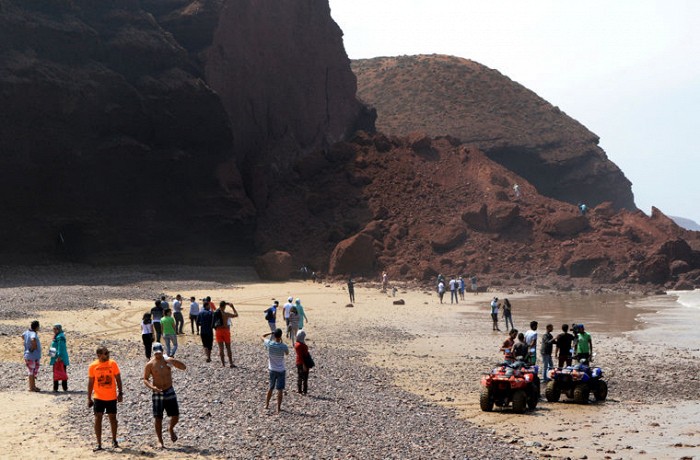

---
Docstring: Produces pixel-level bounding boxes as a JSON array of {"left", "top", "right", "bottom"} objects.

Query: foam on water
[{"left": 668, "top": 289, "right": 700, "bottom": 310}]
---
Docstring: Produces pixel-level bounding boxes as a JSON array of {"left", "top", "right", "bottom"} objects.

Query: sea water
[{"left": 672, "top": 288, "right": 700, "bottom": 310}]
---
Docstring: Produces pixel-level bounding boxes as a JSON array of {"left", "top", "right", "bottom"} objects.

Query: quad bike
[
  {"left": 480, "top": 360, "right": 540, "bottom": 413},
  {"left": 545, "top": 359, "right": 607, "bottom": 404}
]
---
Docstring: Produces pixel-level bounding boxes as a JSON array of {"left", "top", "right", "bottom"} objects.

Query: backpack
[
  {"left": 303, "top": 351, "right": 315, "bottom": 369},
  {"left": 264, "top": 308, "right": 274, "bottom": 322},
  {"left": 212, "top": 309, "right": 223, "bottom": 329}
]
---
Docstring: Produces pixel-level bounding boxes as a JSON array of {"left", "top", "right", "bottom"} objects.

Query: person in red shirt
[{"left": 294, "top": 330, "right": 311, "bottom": 394}]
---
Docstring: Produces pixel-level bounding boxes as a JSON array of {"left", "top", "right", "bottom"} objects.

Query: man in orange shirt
[{"left": 87, "top": 346, "right": 123, "bottom": 451}]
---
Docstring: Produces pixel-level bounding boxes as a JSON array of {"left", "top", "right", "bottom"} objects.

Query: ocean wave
[{"left": 667, "top": 289, "right": 700, "bottom": 309}]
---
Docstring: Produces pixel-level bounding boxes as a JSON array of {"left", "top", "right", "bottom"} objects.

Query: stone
[
  {"left": 328, "top": 233, "right": 376, "bottom": 275},
  {"left": 254, "top": 251, "right": 294, "bottom": 281}
]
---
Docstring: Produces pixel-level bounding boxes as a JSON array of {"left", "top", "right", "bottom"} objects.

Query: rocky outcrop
[
  {"left": 352, "top": 55, "right": 636, "bottom": 211},
  {"left": 328, "top": 233, "right": 376, "bottom": 276},
  {"left": 254, "top": 250, "right": 293, "bottom": 281}
]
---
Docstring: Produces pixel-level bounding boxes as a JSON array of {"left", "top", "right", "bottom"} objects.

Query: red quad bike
[
  {"left": 480, "top": 361, "right": 540, "bottom": 413},
  {"left": 545, "top": 359, "right": 607, "bottom": 404}
]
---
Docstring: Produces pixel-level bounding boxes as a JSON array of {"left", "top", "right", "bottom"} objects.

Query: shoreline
[{"left": 1, "top": 267, "right": 699, "bottom": 459}]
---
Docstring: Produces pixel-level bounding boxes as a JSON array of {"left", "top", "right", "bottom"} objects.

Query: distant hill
[
  {"left": 352, "top": 55, "right": 636, "bottom": 211},
  {"left": 671, "top": 216, "right": 700, "bottom": 231}
]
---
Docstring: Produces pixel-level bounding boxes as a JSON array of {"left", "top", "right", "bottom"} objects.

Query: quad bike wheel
[
  {"left": 527, "top": 381, "right": 540, "bottom": 410},
  {"left": 594, "top": 380, "right": 608, "bottom": 401},
  {"left": 480, "top": 387, "right": 494, "bottom": 412},
  {"left": 573, "top": 383, "right": 590, "bottom": 404},
  {"left": 512, "top": 389, "right": 527, "bottom": 413},
  {"left": 545, "top": 381, "right": 560, "bottom": 402}
]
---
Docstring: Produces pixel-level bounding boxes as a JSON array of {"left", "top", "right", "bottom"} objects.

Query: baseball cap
[{"left": 153, "top": 343, "right": 164, "bottom": 353}]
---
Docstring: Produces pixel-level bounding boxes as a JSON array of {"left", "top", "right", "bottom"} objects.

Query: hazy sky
[{"left": 329, "top": 0, "right": 700, "bottom": 224}]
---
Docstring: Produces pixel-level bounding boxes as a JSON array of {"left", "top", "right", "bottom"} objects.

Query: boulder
[
  {"left": 328, "top": 233, "right": 376, "bottom": 275},
  {"left": 568, "top": 257, "right": 609, "bottom": 278},
  {"left": 461, "top": 204, "right": 489, "bottom": 231},
  {"left": 487, "top": 204, "right": 520, "bottom": 231},
  {"left": 254, "top": 251, "right": 294, "bottom": 281},
  {"left": 429, "top": 225, "right": 467, "bottom": 253},
  {"left": 656, "top": 238, "right": 693, "bottom": 263},
  {"left": 637, "top": 254, "right": 670, "bottom": 284},
  {"left": 669, "top": 260, "right": 691, "bottom": 276},
  {"left": 542, "top": 212, "right": 589, "bottom": 236}
]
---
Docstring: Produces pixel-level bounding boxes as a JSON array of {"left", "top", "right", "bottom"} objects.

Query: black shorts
[
  {"left": 152, "top": 387, "right": 179, "bottom": 418},
  {"left": 200, "top": 332, "right": 213, "bottom": 350},
  {"left": 93, "top": 398, "right": 117, "bottom": 414}
]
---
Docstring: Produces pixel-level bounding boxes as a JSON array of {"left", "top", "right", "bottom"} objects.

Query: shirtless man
[{"left": 143, "top": 343, "right": 186, "bottom": 448}]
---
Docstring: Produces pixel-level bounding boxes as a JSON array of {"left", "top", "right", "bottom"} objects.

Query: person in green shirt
[
  {"left": 161, "top": 309, "right": 178, "bottom": 357},
  {"left": 574, "top": 324, "right": 593, "bottom": 363}
]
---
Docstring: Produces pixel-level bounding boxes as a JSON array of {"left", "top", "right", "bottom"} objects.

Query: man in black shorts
[
  {"left": 87, "top": 346, "right": 123, "bottom": 451},
  {"left": 143, "top": 343, "right": 187, "bottom": 448},
  {"left": 554, "top": 324, "right": 575, "bottom": 368}
]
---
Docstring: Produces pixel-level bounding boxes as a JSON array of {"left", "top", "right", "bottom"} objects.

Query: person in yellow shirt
[{"left": 87, "top": 346, "right": 123, "bottom": 451}]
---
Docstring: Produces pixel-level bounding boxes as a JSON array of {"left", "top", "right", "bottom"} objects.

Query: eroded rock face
[
  {"left": 254, "top": 250, "right": 293, "bottom": 281},
  {"left": 328, "top": 233, "right": 376, "bottom": 275},
  {"left": 352, "top": 55, "right": 636, "bottom": 211}
]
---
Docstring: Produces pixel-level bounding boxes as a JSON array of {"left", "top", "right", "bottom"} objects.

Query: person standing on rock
[
  {"left": 490, "top": 298, "right": 501, "bottom": 331},
  {"left": 347, "top": 278, "right": 355, "bottom": 303},
  {"left": 189, "top": 296, "right": 200, "bottom": 335},
  {"left": 262, "top": 328, "right": 289, "bottom": 414},
  {"left": 540, "top": 324, "right": 555, "bottom": 381},
  {"left": 513, "top": 183, "right": 521, "bottom": 199},
  {"left": 524, "top": 321, "right": 538, "bottom": 366},
  {"left": 172, "top": 294, "right": 185, "bottom": 335},
  {"left": 215, "top": 301, "right": 239, "bottom": 368},
  {"left": 22, "top": 320, "right": 42, "bottom": 392},
  {"left": 143, "top": 342, "right": 186, "bottom": 449},
  {"left": 502, "top": 298, "right": 514, "bottom": 331},
  {"left": 196, "top": 302, "right": 215, "bottom": 362},
  {"left": 50, "top": 323, "right": 70, "bottom": 392},
  {"left": 87, "top": 346, "right": 123, "bottom": 451},
  {"left": 150, "top": 300, "right": 164, "bottom": 343}
]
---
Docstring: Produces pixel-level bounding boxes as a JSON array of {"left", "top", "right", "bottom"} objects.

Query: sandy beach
[{"left": 1, "top": 266, "right": 699, "bottom": 459}]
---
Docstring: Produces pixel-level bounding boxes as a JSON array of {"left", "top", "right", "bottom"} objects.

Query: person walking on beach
[
  {"left": 347, "top": 278, "right": 355, "bottom": 303},
  {"left": 490, "top": 298, "right": 501, "bottom": 331},
  {"left": 87, "top": 346, "right": 123, "bottom": 451},
  {"left": 540, "top": 324, "right": 555, "bottom": 381},
  {"left": 215, "top": 301, "right": 239, "bottom": 368},
  {"left": 470, "top": 275, "right": 478, "bottom": 294},
  {"left": 262, "top": 328, "right": 289, "bottom": 414},
  {"left": 151, "top": 300, "right": 164, "bottom": 343},
  {"left": 294, "top": 330, "right": 311, "bottom": 394},
  {"left": 172, "top": 294, "right": 185, "bottom": 335},
  {"left": 50, "top": 324, "right": 70, "bottom": 392},
  {"left": 143, "top": 343, "right": 186, "bottom": 448},
  {"left": 160, "top": 295, "right": 169, "bottom": 311},
  {"left": 141, "top": 313, "right": 154, "bottom": 360},
  {"left": 574, "top": 324, "right": 593, "bottom": 363},
  {"left": 22, "top": 320, "right": 42, "bottom": 392},
  {"left": 196, "top": 302, "right": 215, "bottom": 362},
  {"left": 502, "top": 298, "right": 514, "bottom": 331},
  {"left": 437, "top": 280, "right": 446, "bottom": 304},
  {"left": 295, "top": 298, "right": 309, "bottom": 331},
  {"left": 458, "top": 276, "right": 466, "bottom": 300},
  {"left": 265, "top": 300, "right": 279, "bottom": 332},
  {"left": 449, "top": 276, "right": 459, "bottom": 304},
  {"left": 161, "top": 309, "right": 178, "bottom": 357},
  {"left": 500, "top": 329, "right": 518, "bottom": 363},
  {"left": 381, "top": 271, "right": 388, "bottom": 293},
  {"left": 554, "top": 324, "right": 575, "bottom": 367},
  {"left": 283, "top": 297, "right": 294, "bottom": 333},
  {"left": 189, "top": 296, "right": 200, "bottom": 335},
  {"left": 524, "top": 321, "right": 538, "bottom": 366},
  {"left": 288, "top": 306, "right": 300, "bottom": 343}
]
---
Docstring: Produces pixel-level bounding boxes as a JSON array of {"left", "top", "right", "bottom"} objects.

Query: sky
[{"left": 329, "top": 0, "right": 700, "bottom": 225}]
